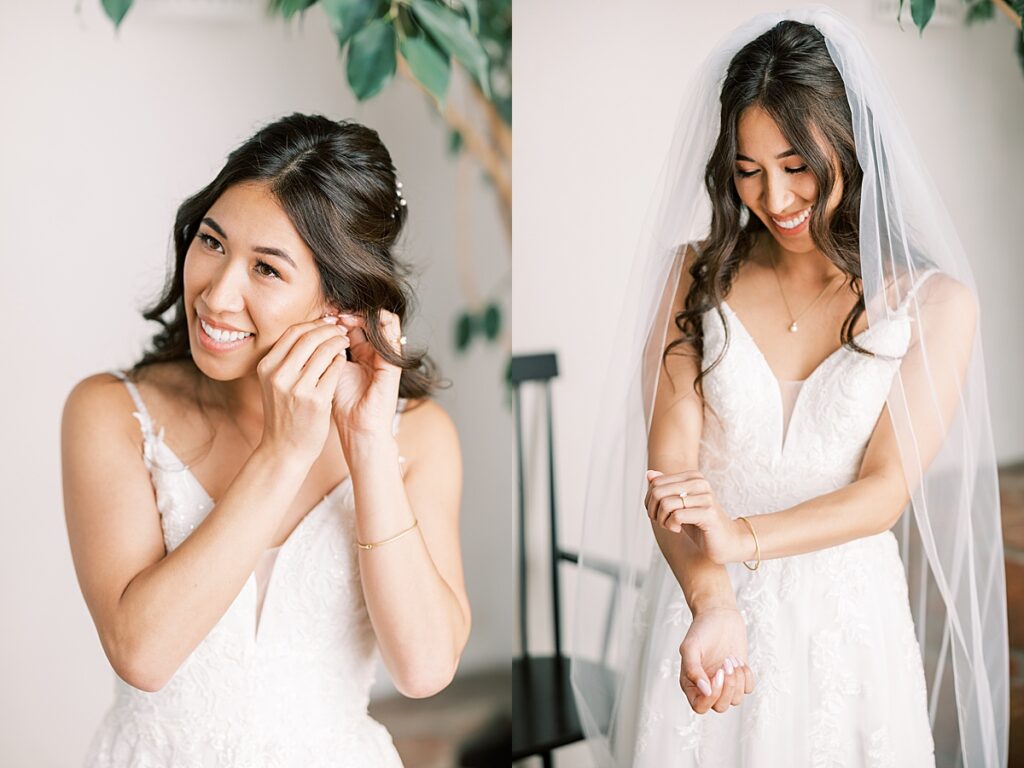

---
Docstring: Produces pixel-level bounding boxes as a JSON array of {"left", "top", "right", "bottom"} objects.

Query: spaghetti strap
[
  {"left": 108, "top": 369, "right": 154, "bottom": 432},
  {"left": 898, "top": 266, "right": 942, "bottom": 310}
]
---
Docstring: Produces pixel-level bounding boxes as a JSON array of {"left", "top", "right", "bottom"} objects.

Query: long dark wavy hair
[
  {"left": 665, "top": 21, "right": 870, "bottom": 404},
  {"left": 127, "top": 113, "right": 443, "bottom": 407}
]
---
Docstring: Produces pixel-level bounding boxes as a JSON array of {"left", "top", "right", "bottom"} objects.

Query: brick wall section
[{"left": 1000, "top": 461, "right": 1024, "bottom": 765}]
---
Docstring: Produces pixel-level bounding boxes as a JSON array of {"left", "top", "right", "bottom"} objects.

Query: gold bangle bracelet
[
  {"left": 357, "top": 519, "right": 419, "bottom": 550},
  {"left": 736, "top": 516, "right": 761, "bottom": 571}
]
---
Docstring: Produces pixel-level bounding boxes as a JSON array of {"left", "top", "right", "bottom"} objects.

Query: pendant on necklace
[{"left": 789, "top": 322, "right": 799, "bottom": 333}]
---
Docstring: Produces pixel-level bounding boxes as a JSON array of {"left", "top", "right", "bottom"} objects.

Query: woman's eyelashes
[
  {"left": 195, "top": 232, "right": 281, "bottom": 280},
  {"left": 734, "top": 165, "right": 808, "bottom": 178},
  {"left": 254, "top": 261, "right": 281, "bottom": 279},
  {"left": 196, "top": 231, "right": 223, "bottom": 253}
]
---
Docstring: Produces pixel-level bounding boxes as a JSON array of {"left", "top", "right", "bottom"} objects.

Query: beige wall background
[
  {"left": 0, "top": 2, "right": 512, "bottom": 765},
  {"left": 513, "top": 1, "right": 1024, "bottom": 764}
]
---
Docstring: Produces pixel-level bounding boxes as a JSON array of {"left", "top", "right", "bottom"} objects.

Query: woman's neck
[
  {"left": 754, "top": 233, "right": 844, "bottom": 286},
  {"left": 196, "top": 368, "right": 265, "bottom": 432}
]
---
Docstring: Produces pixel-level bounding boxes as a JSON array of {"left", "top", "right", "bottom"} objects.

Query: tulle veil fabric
[{"left": 569, "top": 6, "right": 1008, "bottom": 766}]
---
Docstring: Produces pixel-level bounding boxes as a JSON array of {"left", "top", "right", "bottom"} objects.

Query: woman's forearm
[
  {"left": 346, "top": 436, "right": 469, "bottom": 699},
  {"left": 114, "top": 445, "right": 310, "bottom": 691},
  {"left": 736, "top": 473, "right": 906, "bottom": 562},
  {"left": 652, "top": 521, "right": 738, "bottom": 614},
  {"left": 649, "top": 457, "right": 736, "bottom": 614}
]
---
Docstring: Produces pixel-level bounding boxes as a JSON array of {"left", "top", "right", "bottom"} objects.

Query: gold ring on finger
[{"left": 679, "top": 490, "right": 688, "bottom": 507}]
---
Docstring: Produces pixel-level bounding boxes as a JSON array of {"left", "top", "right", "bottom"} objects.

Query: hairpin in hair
[{"left": 391, "top": 180, "right": 407, "bottom": 218}]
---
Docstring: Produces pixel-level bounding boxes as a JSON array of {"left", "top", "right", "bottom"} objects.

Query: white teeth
[
  {"left": 772, "top": 207, "right": 812, "bottom": 229},
  {"left": 200, "top": 319, "right": 252, "bottom": 343}
]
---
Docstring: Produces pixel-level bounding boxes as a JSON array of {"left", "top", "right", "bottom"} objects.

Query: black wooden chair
[{"left": 510, "top": 352, "right": 620, "bottom": 767}]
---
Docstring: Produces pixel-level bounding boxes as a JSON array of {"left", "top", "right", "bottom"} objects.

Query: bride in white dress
[
  {"left": 571, "top": 8, "right": 1007, "bottom": 768},
  {"left": 61, "top": 114, "right": 470, "bottom": 766}
]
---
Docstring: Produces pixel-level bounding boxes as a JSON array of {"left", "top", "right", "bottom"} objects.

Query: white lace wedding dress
[
  {"left": 82, "top": 369, "right": 407, "bottom": 767},
  {"left": 616, "top": 270, "right": 940, "bottom": 767}
]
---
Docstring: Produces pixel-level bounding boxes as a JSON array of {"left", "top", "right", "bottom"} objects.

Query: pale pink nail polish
[
  {"left": 724, "top": 657, "right": 734, "bottom": 675},
  {"left": 714, "top": 669, "right": 724, "bottom": 688},
  {"left": 697, "top": 678, "right": 711, "bottom": 696}
]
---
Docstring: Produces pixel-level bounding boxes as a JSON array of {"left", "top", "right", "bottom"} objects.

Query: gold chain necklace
[{"left": 769, "top": 252, "right": 843, "bottom": 333}]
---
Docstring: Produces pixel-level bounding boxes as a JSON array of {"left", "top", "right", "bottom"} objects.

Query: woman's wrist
[
  {"left": 254, "top": 438, "right": 316, "bottom": 475},
  {"left": 689, "top": 595, "right": 739, "bottom": 616},
  {"left": 341, "top": 432, "right": 400, "bottom": 467},
  {"left": 731, "top": 516, "right": 760, "bottom": 565},
  {"left": 685, "top": 565, "right": 739, "bottom": 616}
]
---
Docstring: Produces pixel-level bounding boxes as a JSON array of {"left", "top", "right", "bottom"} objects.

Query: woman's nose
[
  {"left": 202, "top": 263, "right": 247, "bottom": 315},
  {"left": 763, "top": 173, "right": 795, "bottom": 216}
]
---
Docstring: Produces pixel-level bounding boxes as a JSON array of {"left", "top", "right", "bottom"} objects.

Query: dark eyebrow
[
  {"left": 736, "top": 148, "right": 799, "bottom": 162},
  {"left": 200, "top": 217, "right": 297, "bottom": 270}
]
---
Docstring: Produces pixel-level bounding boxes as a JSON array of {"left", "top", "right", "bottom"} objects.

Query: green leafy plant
[
  {"left": 900, "top": 0, "right": 1024, "bottom": 75},
  {"left": 99, "top": 0, "right": 511, "bottom": 361}
]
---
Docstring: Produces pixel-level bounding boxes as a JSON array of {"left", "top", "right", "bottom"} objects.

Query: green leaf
[
  {"left": 268, "top": 0, "right": 318, "bottom": 20},
  {"left": 101, "top": 0, "right": 133, "bottom": 29},
  {"left": 455, "top": 312, "right": 474, "bottom": 351},
  {"left": 482, "top": 302, "right": 501, "bottom": 339},
  {"left": 346, "top": 18, "right": 397, "bottom": 100},
  {"left": 399, "top": 32, "right": 451, "bottom": 104},
  {"left": 409, "top": 0, "right": 491, "bottom": 98},
  {"left": 462, "top": 0, "right": 480, "bottom": 33},
  {"left": 448, "top": 128, "right": 463, "bottom": 154},
  {"left": 323, "top": 0, "right": 381, "bottom": 47},
  {"left": 965, "top": 1, "right": 994, "bottom": 25},
  {"left": 911, "top": 0, "right": 935, "bottom": 34}
]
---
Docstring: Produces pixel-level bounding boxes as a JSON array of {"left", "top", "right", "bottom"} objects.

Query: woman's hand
[
  {"left": 645, "top": 470, "right": 754, "bottom": 565},
  {"left": 328, "top": 309, "right": 404, "bottom": 450},
  {"left": 256, "top": 317, "right": 351, "bottom": 465},
  {"left": 679, "top": 606, "right": 755, "bottom": 714}
]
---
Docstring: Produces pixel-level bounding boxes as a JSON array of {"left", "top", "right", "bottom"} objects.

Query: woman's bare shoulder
[
  {"left": 64, "top": 370, "right": 135, "bottom": 422},
  {"left": 62, "top": 371, "right": 145, "bottom": 459},
  {"left": 395, "top": 397, "right": 458, "bottom": 466},
  {"left": 64, "top": 361, "right": 207, "bottom": 455},
  {"left": 397, "top": 397, "right": 456, "bottom": 441}
]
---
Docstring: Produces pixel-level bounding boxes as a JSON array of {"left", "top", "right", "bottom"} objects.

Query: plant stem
[{"left": 994, "top": 0, "right": 1023, "bottom": 28}]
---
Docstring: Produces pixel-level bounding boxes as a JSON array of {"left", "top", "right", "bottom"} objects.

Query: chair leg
[{"left": 541, "top": 751, "right": 553, "bottom": 768}]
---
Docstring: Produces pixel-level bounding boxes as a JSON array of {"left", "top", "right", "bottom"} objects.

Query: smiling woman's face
[
  {"left": 183, "top": 181, "right": 328, "bottom": 377},
  {"left": 733, "top": 105, "right": 842, "bottom": 254}
]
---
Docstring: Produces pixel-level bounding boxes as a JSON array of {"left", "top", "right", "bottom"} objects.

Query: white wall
[
  {"left": 0, "top": 2, "right": 512, "bottom": 764},
  {"left": 512, "top": 1, "right": 1024, "bottom": 764}
]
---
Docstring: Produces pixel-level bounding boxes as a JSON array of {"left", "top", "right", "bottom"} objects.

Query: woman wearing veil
[{"left": 571, "top": 7, "right": 1008, "bottom": 767}]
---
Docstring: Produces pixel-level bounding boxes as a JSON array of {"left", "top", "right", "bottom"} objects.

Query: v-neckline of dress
[
  {"left": 718, "top": 299, "right": 892, "bottom": 456},
  {"left": 155, "top": 434, "right": 354, "bottom": 545},
  {"left": 152, "top": 435, "right": 354, "bottom": 644}
]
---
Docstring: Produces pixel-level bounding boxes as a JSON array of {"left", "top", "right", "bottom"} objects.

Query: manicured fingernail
[
  {"left": 714, "top": 669, "right": 724, "bottom": 688},
  {"left": 697, "top": 678, "right": 711, "bottom": 696},
  {"left": 320, "top": 316, "right": 338, "bottom": 324},
  {"left": 736, "top": 657, "right": 746, "bottom": 668},
  {"left": 724, "top": 657, "right": 734, "bottom": 675}
]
